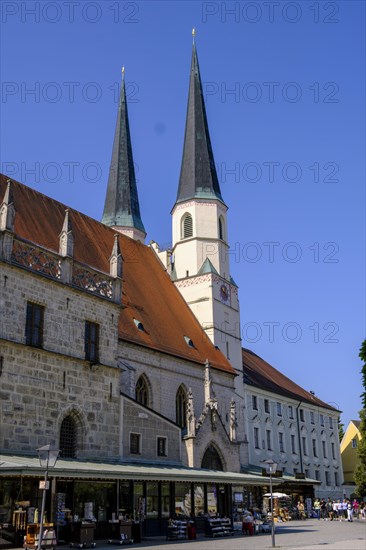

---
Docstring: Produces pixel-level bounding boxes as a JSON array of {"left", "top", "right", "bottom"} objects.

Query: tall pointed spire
[
  {"left": 175, "top": 38, "right": 224, "bottom": 204},
  {"left": 102, "top": 67, "right": 146, "bottom": 242}
]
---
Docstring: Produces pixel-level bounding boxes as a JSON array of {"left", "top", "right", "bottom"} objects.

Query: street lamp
[
  {"left": 37, "top": 445, "right": 59, "bottom": 550},
  {"left": 265, "top": 459, "right": 278, "bottom": 548}
]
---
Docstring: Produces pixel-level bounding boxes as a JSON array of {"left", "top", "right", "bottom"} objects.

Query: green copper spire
[
  {"left": 102, "top": 68, "right": 146, "bottom": 236},
  {"left": 176, "top": 40, "right": 224, "bottom": 204}
]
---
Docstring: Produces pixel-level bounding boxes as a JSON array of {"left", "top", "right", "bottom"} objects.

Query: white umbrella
[{"left": 263, "top": 492, "right": 290, "bottom": 498}]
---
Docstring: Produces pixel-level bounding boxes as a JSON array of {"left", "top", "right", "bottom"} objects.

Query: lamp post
[
  {"left": 265, "top": 459, "right": 278, "bottom": 548},
  {"left": 37, "top": 445, "right": 59, "bottom": 550}
]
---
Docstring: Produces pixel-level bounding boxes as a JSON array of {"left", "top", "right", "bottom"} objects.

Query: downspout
[{"left": 296, "top": 402, "right": 303, "bottom": 474}]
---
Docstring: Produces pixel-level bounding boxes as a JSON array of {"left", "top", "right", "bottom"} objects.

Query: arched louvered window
[
  {"left": 218, "top": 216, "right": 224, "bottom": 240},
  {"left": 135, "top": 375, "right": 149, "bottom": 406},
  {"left": 202, "top": 444, "right": 224, "bottom": 471},
  {"left": 181, "top": 213, "right": 193, "bottom": 239},
  {"left": 176, "top": 385, "right": 187, "bottom": 429},
  {"left": 60, "top": 415, "right": 77, "bottom": 458}
]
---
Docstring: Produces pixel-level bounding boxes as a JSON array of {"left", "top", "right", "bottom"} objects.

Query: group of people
[{"left": 312, "top": 498, "right": 365, "bottom": 522}]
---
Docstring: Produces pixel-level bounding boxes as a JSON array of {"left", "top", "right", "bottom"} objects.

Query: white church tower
[{"left": 170, "top": 39, "right": 243, "bottom": 378}]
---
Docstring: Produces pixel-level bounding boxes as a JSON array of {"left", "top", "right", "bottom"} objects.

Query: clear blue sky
[{"left": 1, "top": 1, "right": 365, "bottom": 427}]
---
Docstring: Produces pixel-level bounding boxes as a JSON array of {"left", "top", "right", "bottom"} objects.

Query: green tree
[
  {"left": 359, "top": 339, "right": 366, "bottom": 408},
  {"left": 355, "top": 340, "right": 366, "bottom": 497},
  {"left": 338, "top": 419, "right": 345, "bottom": 442}
]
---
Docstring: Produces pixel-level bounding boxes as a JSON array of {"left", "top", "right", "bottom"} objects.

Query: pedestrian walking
[
  {"left": 314, "top": 498, "right": 321, "bottom": 520},
  {"left": 320, "top": 499, "right": 327, "bottom": 520},
  {"left": 347, "top": 501, "right": 354, "bottom": 522}
]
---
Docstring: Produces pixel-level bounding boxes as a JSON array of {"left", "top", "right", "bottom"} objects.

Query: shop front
[{"left": 0, "top": 454, "right": 276, "bottom": 542}]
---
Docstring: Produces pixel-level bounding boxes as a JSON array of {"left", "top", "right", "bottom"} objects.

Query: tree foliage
[
  {"left": 355, "top": 340, "right": 366, "bottom": 497},
  {"left": 359, "top": 339, "right": 366, "bottom": 408},
  {"left": 338, "top": 419, "right": 345, "bottom": 442}
]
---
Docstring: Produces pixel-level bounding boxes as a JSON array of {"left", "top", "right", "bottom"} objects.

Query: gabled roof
[
  {"left": 102, "top": 71, "right": 145, "bottom": 235},
  {"left": 351, "top": 420, "right": 361, "bottom": 429},
  {"left": 242, "top": 348, "right": 339, "bottom": 411},
  {"left": 0, "top": 175, "right": 234, "bottom": 375},
  {"left": 175, "top": 44, "right": 224, "bottom": 205}
]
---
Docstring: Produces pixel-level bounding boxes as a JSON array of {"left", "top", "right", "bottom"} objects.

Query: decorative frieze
[
  {"left": 11, "top": 239, "right": 62, "bottom": 280},
  {"left": 72, "top": 264, "right": 113, "bottom": 300}
]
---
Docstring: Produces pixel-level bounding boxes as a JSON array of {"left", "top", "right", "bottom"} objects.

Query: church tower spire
[
  {"left": 102, "top": 67, "right": 146, "bottom": 242},
  {"left": 170, "top": 35, "right": 243, "bottom": 380},
  {"left": 175, "top": 40, "right": 224, "bottom": 205}
]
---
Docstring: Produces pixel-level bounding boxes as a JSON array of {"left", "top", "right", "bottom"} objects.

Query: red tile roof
[
  {"left": 242, "top": 348, "right": 338, "bottom": 411},
  {"left": 0, "top": 175, "right": 235, "bottom": 375}
]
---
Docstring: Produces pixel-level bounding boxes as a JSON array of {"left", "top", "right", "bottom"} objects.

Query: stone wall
[{"left": 0, "top": 262, "right": 121, "bottom": 458}]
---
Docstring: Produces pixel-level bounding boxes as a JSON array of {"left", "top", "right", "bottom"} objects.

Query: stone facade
[{"left": 0, "top": 261, "right": 121, "bottom": 458}]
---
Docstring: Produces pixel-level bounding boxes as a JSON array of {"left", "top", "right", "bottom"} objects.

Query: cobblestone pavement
[
  {"left": 135, "top": 518, "right": 366, "bottom": 549},
  {"left": 12, "top": 519, "right": 366, "bottom": 550}
]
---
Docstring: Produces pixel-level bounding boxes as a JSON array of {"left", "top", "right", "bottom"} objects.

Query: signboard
[{"left": 39, "top": 480, "right": 50, "bottom": 490}]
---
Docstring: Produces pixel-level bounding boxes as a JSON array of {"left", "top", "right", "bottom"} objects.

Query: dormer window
[
  {"left": 133, "top": 318, "right": 145, "bottom": 331},
  {"left": 181, "top": 213, "right": 193, "bottom": 239},
  {"left": 184, "top": 336, "right": 194, "bottom": 348}
]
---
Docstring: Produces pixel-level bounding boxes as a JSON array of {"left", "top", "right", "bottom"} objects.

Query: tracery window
[
  {"left": 135, "top": 375, "right": 149, "bottom": 406},
  {"left": 176, "top": 385, "right": 187, "bottom": 429}
]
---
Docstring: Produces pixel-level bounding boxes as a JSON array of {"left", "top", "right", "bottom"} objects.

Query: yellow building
[{"left": 341, "top": 420, "right": 362, "bottom": 496}]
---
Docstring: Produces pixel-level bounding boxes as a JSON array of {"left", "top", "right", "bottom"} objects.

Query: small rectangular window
[
  {"left": 334, "top": 472, "right": 339, "bottom": 486},
  {"left": 25, "top": 302, "right": 44, "bottom": 348},
  {"left": 288, "top": 405, "right": 294, "bottom": 419},
  {"left": 305, "top": 469, "right": 309, "bottom": 478},
  {"left": 277, "top": 402, "right": 282, "bottom": 416},
  {"left": 320, "top": 414, "right": 324, "bottom": 427},
  {"left": 254, "top": 427, "right": 260, "bottom": 449},
  {"left": 315, "top": 470, "right": 320, "bottom": 481},
  {"left": 322, "top": 440, "right": 327, "bottom": 458},
  {"left": 352, "top": 438, "right": 358, "bottom": 449},
  {"left": 252, "top": 395, "right": 258, "bottom": 410},
  {"left": 130, "top": 433, "right": 141, "bottom": 454},
  {"left": 291, "top": 434, "right": 296, "bottom": 454},
  {"left": 279, "top": 432, "right": 284, "bottom": 453},
  {"left": 312, "top": 438, "right": 318, "bottom": 457},
  {"left": 310, "top": 411, "right": 315, "bottom": 425},
  {"left": 325, "top": 471, "right": 330, "bottom": 486},
  {"left": 331, "top": 442, "right": 335, "bottom": 459},
  {"left": 302, "top": 436, "right": 307, "bottom": 456},
  {"left": 266, "top": 429, "right": 272, "bottom": 451},
  {"left": 329, "top": 417, "right": 333, "bottom": 429},
  {"left": 299, "top": 409, "right": 304, "bottom": 422},
  {"left": 157, "top": 437, "right": 167, "bottom": 457},
  {"left": 264, "top": 399, "right": 270, "bottom": 414},
  {"left": 85, "top": 321, "right": 99, "bottom": 363}
]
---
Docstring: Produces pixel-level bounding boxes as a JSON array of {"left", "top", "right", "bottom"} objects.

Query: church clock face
[{"left": 220, "top": 283, "right": 230, "bottom": 304}]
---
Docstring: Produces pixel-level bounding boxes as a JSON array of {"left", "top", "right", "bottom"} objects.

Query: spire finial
[
  {"left": 192, "top": 27, "right": 195, "bottom": 44},
  {"left": 122, "top": 66, "right": 125, "bottom": 80}
]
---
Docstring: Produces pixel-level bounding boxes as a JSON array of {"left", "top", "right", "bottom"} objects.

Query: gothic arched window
[
  {"left": 135, "top": 375, "right": 149, "bottom": 406},
  {"left": 60, "top": 415, "right": 77, "bottom": 458},
  {"left": 202, "top": 444, "right": 224, "bottom": 471},
  {"left": 176, "top": 385, "right": 187, "bottom": 428},
  {"left": 181, "top": 213, "right": 193, "bottom": 239}
]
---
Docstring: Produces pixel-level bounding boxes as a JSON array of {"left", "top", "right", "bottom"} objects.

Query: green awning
[{"left": 0, "top": 454, "right": 280, "bottom": 486}]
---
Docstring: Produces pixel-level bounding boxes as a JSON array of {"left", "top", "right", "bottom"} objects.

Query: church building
[{"left": 0, "top": 40, "right": 343, "bottom": 541}]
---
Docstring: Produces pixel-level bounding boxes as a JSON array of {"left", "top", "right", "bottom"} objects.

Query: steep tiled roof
[
  {"left": 0, "top": 175, "right": 234, "bottom": 374},
  {"left": 352, "top": 420, "right": 361, "bottom": 429},
  {"left": 242, "top": 348, "right": 338, "bottom": 411}
]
